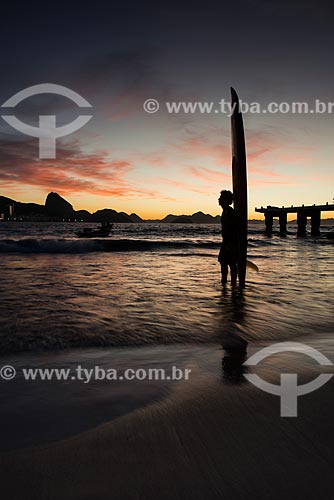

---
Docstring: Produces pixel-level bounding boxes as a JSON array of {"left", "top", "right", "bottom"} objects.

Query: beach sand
[{"left": 1, "top": 337, "right": 333, "bottom": 500}]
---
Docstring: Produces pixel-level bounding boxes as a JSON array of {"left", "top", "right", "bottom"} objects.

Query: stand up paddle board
[{"left": 230, "top": 87, "right": 248, "bottom": 287}]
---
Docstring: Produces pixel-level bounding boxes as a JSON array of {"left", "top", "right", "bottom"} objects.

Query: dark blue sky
[
  {"left": 1, "top": 0, "right": 333, "bottom": 97},
  {"left": 0, "top": 0, "right": 333, "bottom": 217}
]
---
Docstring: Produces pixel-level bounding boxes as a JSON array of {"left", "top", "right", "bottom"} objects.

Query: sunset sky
[{"left": 0, "top": 0, "right": 333, "bottom": 219}]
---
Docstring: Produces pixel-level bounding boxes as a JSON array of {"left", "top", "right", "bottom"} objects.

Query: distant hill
[
  {"left": 0, "top": 192, "right": 220, "bottom": 223},
  {"left": 75, "top": 210, "right": 91, "bottom": 219},
  {"left": 191, "top": 211, "right": 220, "bottom": 223},
  {"left": 171, "top": 216, "right": 193, "bottom": 224},
  {"left": 91, "top": 209, "right": 133, "bottom": 223},
  {"left": 0, "top": 193, "right": 141, "bottom": 222},
  {"left": 129, "top": 213, "right": 143, "bottom": 223},
  {"left": 161, "top": 214, "right": 178, "bottom": 223},
  {"left": 0, "top": 196, "right": 45, "bottom": 218},
  {"left": 161, "top": 212, "right": 220, "bottom": 224},
  {"left": 45, "top": 192, "right": 75, "bottom": 218}
]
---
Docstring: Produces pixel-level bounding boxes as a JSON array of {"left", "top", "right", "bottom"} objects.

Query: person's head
[{"left": 218, "top": 190, "right": 233, "bottom": 208}]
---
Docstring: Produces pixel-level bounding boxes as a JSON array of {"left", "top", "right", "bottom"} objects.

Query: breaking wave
[{"left": 0, "top": 238, "right": 221, "bottom": 254}]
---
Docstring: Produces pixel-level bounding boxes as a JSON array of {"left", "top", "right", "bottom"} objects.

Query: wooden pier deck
[{"left": 255, "top": 203, "right": 334, "bottom": 236}]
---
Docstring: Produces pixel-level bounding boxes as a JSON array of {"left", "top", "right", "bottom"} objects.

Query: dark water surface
[
  {"left": 0, "top": 221, "right": 333, "bottom": 352},
  {"left": 0, "top": 221, "right": 333, "bottom": 451}
]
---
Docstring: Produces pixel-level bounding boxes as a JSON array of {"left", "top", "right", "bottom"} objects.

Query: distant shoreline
[
  {"left": 2, "top": 192, "right": 333, "bottom": 224},
  {"left": 0, "top": 218, "right": 333, "bottom": 223}
]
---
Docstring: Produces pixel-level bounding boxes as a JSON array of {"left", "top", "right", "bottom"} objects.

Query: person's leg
[
  {"left": 221, "top": 263, "right": 228, "bottom": 285},
  {"left": 230, "top": 263, "right": 237, "bottom": 287}
]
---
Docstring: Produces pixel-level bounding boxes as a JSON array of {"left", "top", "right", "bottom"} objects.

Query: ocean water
[
  {"left": 0, "top": 220, "right": 333, "bottom": 450},
  {"left": 0, "top": 221, "right": 333, "bottom": 353}
]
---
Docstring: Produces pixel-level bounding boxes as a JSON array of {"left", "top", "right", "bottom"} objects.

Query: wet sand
[{"left": 1, "top": 337, "right": 333, "bottom": 500}]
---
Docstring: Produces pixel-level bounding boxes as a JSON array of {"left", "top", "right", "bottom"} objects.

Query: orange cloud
[
  {"left": 172, "top": 128, "right": 315, "bottom": 186},
  {"left": 188, "top": 166, "right": 230, "bottom": 183},
  {"left": 0, "top": 138, "right": 163, "bottom": 199}
]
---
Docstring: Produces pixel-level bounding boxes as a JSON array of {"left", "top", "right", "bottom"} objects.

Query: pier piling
[
  {"left": 255, "top": 204, "right": 333, "bottom": 236},
  {"left": 297, "top": 212, "right": 307, "bottom": 237},
  {"left": 279, "top": 212, "right": 287, "bottom": 236},
  {"left": 311, "top": 211, "right": 321, "bottom": 236}
]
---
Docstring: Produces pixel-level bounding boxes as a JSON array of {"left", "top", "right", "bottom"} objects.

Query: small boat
[{"left": 76, "top": 223, "right": 113, "bottom": 238}]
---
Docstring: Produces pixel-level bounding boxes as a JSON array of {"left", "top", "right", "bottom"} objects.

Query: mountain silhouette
[
  {"left": 0, "top": 192, "right": 220, "bottom": 223},
  {"left": 45, "top": 192, "right": 75, "bottom": 218},
  {"left": 162, "top": 212, "right": 220, "bottom": 223}
]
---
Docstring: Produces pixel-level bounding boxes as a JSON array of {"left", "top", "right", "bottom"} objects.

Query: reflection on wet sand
[{"left": 220, "top": 289, "right": 249, "bottom": 384}]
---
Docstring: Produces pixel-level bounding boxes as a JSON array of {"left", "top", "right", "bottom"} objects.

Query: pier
[{"left": 255, "top": 203, "right": 334, "bottom": 236}]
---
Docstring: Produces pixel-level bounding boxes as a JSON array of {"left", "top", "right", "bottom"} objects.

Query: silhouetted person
[{"left": 218, "top": 190, "right": 239, "bottom": 286}]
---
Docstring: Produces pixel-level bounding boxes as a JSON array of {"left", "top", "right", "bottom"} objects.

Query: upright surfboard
[{"left": 230, "top": 87, "right": 248, "bottom": 287}]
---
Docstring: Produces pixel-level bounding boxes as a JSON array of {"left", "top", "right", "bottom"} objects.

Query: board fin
[{"left": 246, "top": 260, "right": 259, "bottom": 272}]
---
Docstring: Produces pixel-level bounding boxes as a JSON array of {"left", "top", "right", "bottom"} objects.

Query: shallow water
[{"left": 0, "top": 221, "right": 333, "bottom": 352}]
